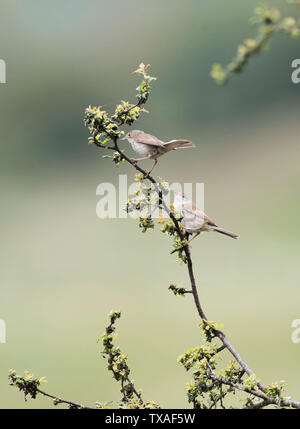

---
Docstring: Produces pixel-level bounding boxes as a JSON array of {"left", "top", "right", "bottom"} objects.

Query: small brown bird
[
  {"left": 121, "top": 130, "right": 195, "bottom": 175},
  {"left": 174, "top": 194, "right": 239, "bottom": 244}
]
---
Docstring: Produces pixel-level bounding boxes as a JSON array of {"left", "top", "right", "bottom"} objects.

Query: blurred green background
[{"left": 1, "top": 0, "right": 300, "bottom": 408}]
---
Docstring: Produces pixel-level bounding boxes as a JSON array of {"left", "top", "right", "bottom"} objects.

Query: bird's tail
[
  {"left": 164, "top": 139, "right": 195, "bottom": 150},
  {"left": 212, "top": 226, "right": 239, "bottom": 239}
]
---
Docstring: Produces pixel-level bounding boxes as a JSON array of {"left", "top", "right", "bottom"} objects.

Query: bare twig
[
  {"left": 205, "top": 361, "right": 300, "bottom": 409},
  {"left": 35, "top": 388, "right": 93, "bottom": 409}
]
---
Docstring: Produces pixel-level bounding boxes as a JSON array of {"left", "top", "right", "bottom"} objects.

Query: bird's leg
[
  {"left": 146, "top": 159, "right": 158, "bottom": 177},
  {"left": 187, "top": 232, "right": 201, "bottom": 246},
  {"left": 130, "top": 154, "right": 152, "bottom": 165}
]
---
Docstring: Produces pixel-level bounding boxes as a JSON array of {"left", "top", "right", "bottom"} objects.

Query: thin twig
[
  {"left": 206, "top": 362, "right": 300, "bottom": 409},
  {"left": 36, "top": 388, "right": 93, "bottom": 409}
]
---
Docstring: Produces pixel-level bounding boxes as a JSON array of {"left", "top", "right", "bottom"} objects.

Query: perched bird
[
  {"left": 121, "top": 130, "right": 195, "bottom": 175},
  {"left": 173, "top": 193, "right": 239, "bottom": 244}
]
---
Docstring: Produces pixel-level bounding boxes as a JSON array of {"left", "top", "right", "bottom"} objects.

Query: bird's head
[
  {"left": 121, "top": 130, "right": 142, "bottom": 141},
  {"left": 173, "top": 193, "right": 187, "bottom": 210}
]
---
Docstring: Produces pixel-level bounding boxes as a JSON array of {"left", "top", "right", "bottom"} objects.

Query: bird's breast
[
  {"left": 181, "top": 208, "right": 207, "bottom": 233},
  {"left": 129, "top": 139, "right": 159, "bottom": 157}
]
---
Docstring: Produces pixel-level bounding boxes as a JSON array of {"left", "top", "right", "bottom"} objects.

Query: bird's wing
[
  {"left": 204, "top": 214, "right": 218, "bottom": 227},
  {"left": 136, "top": 133, "right": 165, "bottom": 147},
  {"left": 188, "top": 202, "right": 218, "bottom": 227},
  {"left": 182, "top": 203, "right": 203, "bottom": 223}
]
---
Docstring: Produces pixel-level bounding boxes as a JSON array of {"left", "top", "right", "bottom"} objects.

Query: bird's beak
[{"left": 120, "top": 136, "right": 127, "bottom": 141}]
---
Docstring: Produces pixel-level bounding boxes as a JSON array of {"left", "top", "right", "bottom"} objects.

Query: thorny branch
[
  {"left": 84, "top": 63, "right": 300, "bottom": 409},
  {"left": 10, "top": 60, "right": 300, "bottom": 409}
]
